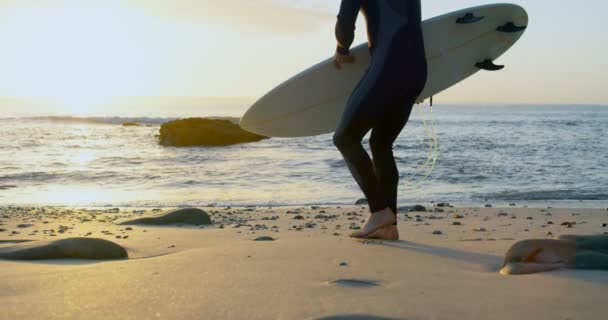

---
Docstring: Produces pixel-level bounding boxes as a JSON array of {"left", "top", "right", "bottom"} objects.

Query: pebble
[
  {"left": 473, "top": 228, "right": 487, "bottom": 232},
  {"left": 452, "top": 221, "right": 463, "bottom": 226},
  {"left": 432, "top": 230, "right": 443, "bottom": 235},
  {"left": 497, "top": 212, "right": 508, "bottom": 217},
  {"left": 339, "top": 262, "right": 348, "bottom": 266},
  {"left": 602, "top": 223, "right": 607, "bottom": 228},
  {"left": 254, "top": 236, "right": 275, "bottom": 241},
  {"left": 354, "top": 198, "right": 368, "bottom": 205},
  {"left": 17, "top": 224, "right": 33, "bottom": 228},
  {"left": 485, "top": 204, "right": 493, "bottom": 208},
  {"left": 292, "top": 215, "right": 304, "bottom": 220},
  {"left": 409, "top": 205, "right": 427, "bottom": 212}
]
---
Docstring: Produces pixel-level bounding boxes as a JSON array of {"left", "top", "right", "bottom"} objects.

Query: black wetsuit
[{"left": 332, "top": 0, "right": 428, "bottom": 220}]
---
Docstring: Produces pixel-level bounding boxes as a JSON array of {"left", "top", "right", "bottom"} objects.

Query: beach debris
[
  {"left": 16, "top": 224, "right": 33, "bottom": 228},
  {"left": 254, "top": 236, "right": 275, "bottom": 241},
  {"left": 452, "top": 221, "right": 463, "bottom": 226},
  {"left": 497, "top": 212, "right": 508, "bottom": 217},
  {"left": 561, "top": 221, "right": 576, "bottom": 228},
  {"left": 473, "top": 227, "right": 487, "bottom": 232},
  {"left": 117, "top": 208, "right": 212, "bottom": 226},
  {"left": 547, "top": 221, "right": 554, "bottom": 225},
  {"left": 432, "top": 230, "right": 443, "bottom": 235},
  {"left": 339, "top": 262, "right": 348, "bottom": 266},
  {"left": 454, "top": 214, "right": 464, "bottom": 219}
]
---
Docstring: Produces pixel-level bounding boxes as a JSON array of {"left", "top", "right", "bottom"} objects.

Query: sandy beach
[{"left": 1, "top": 205, "right": 607, "bottom": 320}]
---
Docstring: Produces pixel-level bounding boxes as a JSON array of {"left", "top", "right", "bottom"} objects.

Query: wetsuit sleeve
[{"left": 335, "top": 0, "right": 363, "bottom": 55}]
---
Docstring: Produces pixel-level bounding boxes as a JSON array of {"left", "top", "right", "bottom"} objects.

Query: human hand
[{"left": 333, "top": 52, "right": 355, "bottom": 70}]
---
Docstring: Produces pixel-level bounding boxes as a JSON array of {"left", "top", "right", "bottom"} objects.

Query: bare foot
[
  {"left": 362, "top": 225, "right": 400, "bottom": 240},
  {"left": 350, "top": 207, "right": 396, "bottom": 238}
]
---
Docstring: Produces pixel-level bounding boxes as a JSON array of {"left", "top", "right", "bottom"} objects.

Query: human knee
[
  {"left": 333, "top": 131, "right": 355, "bottom": 151},
  {"left": 369, "top": 134, "right": 393, "bottom": 155}
]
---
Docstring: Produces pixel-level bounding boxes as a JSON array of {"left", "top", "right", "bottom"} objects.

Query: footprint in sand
[
  {"left": 329, "top": 279, "right": 381, "bottom": 288},
  {"left": 315, "top": 315, "right": 404, "bottom": 320}
]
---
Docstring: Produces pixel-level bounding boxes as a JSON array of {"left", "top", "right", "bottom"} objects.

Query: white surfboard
[{"left": 240, "top": 3, "right": 528, "bottom": 138}]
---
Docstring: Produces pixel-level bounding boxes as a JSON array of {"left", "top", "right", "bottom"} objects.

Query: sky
[{"left": 0, "top": 0, "right": 606, "bottom": 114}]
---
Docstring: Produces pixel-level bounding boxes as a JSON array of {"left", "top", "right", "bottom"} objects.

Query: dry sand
[{"left": 1, "top": 205, "right": 607, "bottom": 320}]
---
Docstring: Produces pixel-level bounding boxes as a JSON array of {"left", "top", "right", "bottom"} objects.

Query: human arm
[{"left": 333, "top": 0, "right": 362, "bottom": 70}]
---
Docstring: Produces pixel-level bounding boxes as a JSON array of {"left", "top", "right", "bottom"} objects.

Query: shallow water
[{"left": 0, "top": 104, "right": 606, "bottom": 208}]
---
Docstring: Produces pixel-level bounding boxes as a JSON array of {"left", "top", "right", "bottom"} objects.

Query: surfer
[{"left": 332, "top": 0, "right": 428, "bottom": 240}]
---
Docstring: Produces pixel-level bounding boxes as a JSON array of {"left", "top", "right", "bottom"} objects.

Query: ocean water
[{"left": 0, "top": 104, "right": 607, "bottom": 208}]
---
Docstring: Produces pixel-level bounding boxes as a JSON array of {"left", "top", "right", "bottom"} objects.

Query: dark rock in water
[
  {"left": 118, "top": 208, "right": 212, "bottom": 226},
  {"left": 254, "top": 236, "right": 275, "bottom": 241},
  {"left": 437, "top": 203, "right": 450, "bottom": 207},
  {"left": 409, "top": 205, "right": 427, "bottom": 212},
  {"left": 354, "top": 198, "right": 368, "bottom": 205},
  {"left": 0, "top": 237, "right": 127, "bottom": 260},
  {"left": 602, "top": 223, "right": 607, "bottom": 228},
  {"left": 159, "top": 118, "right": 268, "bottom": 147},
  {"left": 485, "top": 204, "right": 493, "bottom": 208}
]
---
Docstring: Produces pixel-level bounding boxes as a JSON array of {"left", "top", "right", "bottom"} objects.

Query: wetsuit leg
[
  {"left": 369, "top": 105, "right": 414, "bottom": 216},
  {"left": 333, "top": 66, "right": 389, "bottom": 213}
]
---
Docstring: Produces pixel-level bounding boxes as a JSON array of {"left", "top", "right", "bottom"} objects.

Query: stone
[
  {"left": 254, "top": 236, "right": 274, "bottom": 241},
  {"left": 0, "top": 238, "right": 127, "bottom": 260},
  {"left": 354, "top": 198, "right": 368, "bottom": 205},
  {"left": 118, "top": 208, "right": 212, "bottom": 226},
  {"left": 159, "top": 117, "right": 268, "bottom": 147},
  {"left": 409, "top": 205, "right": 427, "bottom": 212}
]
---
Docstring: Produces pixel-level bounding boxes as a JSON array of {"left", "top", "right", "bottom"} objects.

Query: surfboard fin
[
  {"left": 496, "top": 22, "right": 527, "bottom": 33},
  {"left": 475, "top": 59, "right": 504, "bottom": 71},
  {"left": 456, "top": 13, "right": 484, "bottom": 24}
]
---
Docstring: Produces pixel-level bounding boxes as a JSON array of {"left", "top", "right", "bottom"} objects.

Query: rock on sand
[
  {"left": 0, "top": 237, "right": 127, "bottom": 260},
  {"left": 117, "top": 208, "right": 212, "bottom": 226}
]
